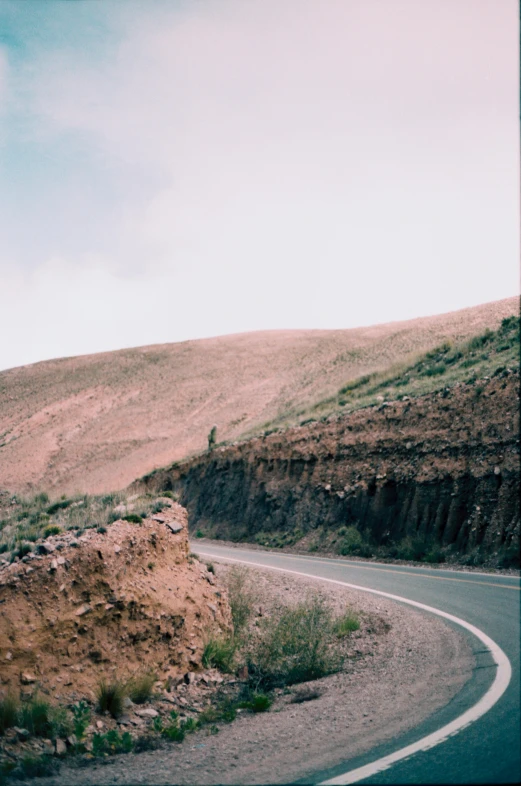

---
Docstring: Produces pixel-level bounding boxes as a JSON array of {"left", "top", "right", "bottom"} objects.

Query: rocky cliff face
[
  {"left": 0, "top": 503, "right": 231, "bottom": 701},
  {"left": 138, "top": 371, "right": 519, "bottom": 565}
]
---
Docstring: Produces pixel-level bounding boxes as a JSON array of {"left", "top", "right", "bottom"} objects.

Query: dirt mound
[
  {"left": 0, "top": 503, "right": 231, "bottom": 702},
  {"left": 0, "top": 297, "right": 517, "bottom": 496}
]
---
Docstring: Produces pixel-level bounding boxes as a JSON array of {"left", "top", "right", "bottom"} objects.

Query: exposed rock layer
[{"left": 138, "top": 373, "right": 520, "bottom": 559}]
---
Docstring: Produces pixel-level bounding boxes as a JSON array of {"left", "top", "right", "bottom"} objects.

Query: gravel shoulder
[{"left": 36, "top": 562, "right": 474, "bottom": 785}]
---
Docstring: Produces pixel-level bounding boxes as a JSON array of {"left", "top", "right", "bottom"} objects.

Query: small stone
[
  {"left": 96, "top": 720, "right": 104, "bottom": 729},
  {"left": 75, "top": 604, "right": 91, "bottom": 616},
  {"left": 59, "top": 584, "right": 66, "bottom": 592},
  {"left": 151, "top": 514, "right": 167, "bottom": 522},
  {"left": 406, "top": 442, "right": 413, "bottom": 450},
  {"left": 104, "top": 604, "right": 114, "bottom": 611},
  {"left": 494, "top": 466, "right": 501, "bottom": 476},
  {"left": 13, "top": 727, "right": 30, "bottom": 741},
  {"left": 21, "top": 673, "right": 37, "bottom": 684},
  {"left": 5, "top": 651, "right": 12, "bottom": 661},
  {"left": 134, "top": 708, "right": 159, "bottom": 718},
  {"left": 49, "top": 559, "right": 58, "bottom": 572},
  {"left": 207, "top": 602, "right": 217, "bottom": 614},
  {"left": 55, "top": 738, "right": 67, "bottom": 756},
  {"left": 57, "top": 556, "right": 66, "bottom": 566},
  {"left": 114, "top": 545, "right": 121, "bottom": 554},
  {"left": 66, "top": 734, "right": 78, "bottom": 747},
  {"left": 184, "top": 671, "right": 196, "bottom": 685},
  {"left": 165, "top": 521, "right": 183, "bottom": 534}
]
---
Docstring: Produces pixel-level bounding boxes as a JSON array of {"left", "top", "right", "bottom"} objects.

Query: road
[{"left": 192, "top": 542, "right": 520, "bottom": 785}]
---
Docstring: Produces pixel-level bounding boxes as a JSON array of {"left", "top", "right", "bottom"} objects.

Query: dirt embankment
[
  {"left": 138, "top": 372, "right": 520, "bottom": 562},
  {"left": 0, "top": 503, "right": 231, "bottom": 701}
]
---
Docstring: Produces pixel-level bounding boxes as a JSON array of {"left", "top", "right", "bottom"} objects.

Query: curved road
[{"left": 192, "top": 543, "right": 520, "bottom": 785}]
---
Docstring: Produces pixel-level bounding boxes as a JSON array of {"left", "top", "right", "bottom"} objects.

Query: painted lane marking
[
  {"left": 194, "top": 546, "right": 520, "bottom": 591},
  {"left": 194, "top": 549, "right": 513, "bottom": 786}
]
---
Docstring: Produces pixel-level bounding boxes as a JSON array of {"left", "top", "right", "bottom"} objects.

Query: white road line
[{"left": 194, "top": 549, "right": 513, "bottom": 786}]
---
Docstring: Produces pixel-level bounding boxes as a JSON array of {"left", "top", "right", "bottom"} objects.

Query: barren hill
[{"left": 0, "top": 297, "right": 517, "bottom": 496}]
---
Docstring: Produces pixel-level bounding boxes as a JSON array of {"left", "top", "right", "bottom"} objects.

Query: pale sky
[{"left": 0, "top": 0, "right": 519, "bottom": 371}]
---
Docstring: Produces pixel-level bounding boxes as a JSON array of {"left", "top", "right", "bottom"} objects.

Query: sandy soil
[
  {"left": 0, "top": 297, "right": 516, "bottom": 497},
  {"left": 37, "top": 562, "right": 474, "bottom": 785}
]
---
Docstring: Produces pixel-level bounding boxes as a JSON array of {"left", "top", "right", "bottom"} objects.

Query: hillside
[{"left": 0, "top": 297, "right": 517, "bottom": 496}]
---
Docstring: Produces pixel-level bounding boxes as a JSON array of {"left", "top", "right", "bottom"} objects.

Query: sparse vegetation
[
  {"left": 18, "top": 697, "right": 71, "bottom": 739},
  {"left": 92, "top": 729, "right": 133, "bottom": 756},
  {"left": 253, "top": 316, "right": 520, "bottom": 434},
  {"left": 226, "top": 566, "right": 257, "bottom": 637},
  {"left": 333, "top": 609, "right": 360, "bottom": 637},
  {"left": 246, "top": 593, "right": 343, "bottom": 690},
  {"left": 202, "top": 636, "right": 237, "bottom": 672},
  {"left": 127, "top": 673, "right": 156, "bottom": 705}
]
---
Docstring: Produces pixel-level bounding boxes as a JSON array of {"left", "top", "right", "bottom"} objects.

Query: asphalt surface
[{"left": 191, "top": 543, "right": 520, "bottom": 785}]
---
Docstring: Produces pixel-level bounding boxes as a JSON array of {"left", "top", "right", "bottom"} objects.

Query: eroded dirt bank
[
  {"left": 0, "top": 503, "right": 231, "bottom": 701},
  {"left": 137, "top": 372, "right": 520, "bottom": 564}
]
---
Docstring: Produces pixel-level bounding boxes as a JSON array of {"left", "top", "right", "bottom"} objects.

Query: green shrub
[
  {"left": 127, "top": 673, "right": 156, "bottom": 704},
  {"left": 96, "top": 679, "right": 126, "bottom": 718},
  {"left": 46, "top": 500, "right": 72, "bottom": 515},
  {"left": 43, "top": 525, "right": 62, "bottom": 538},
  {"left": 336, "top": 526, "right": 372, "bottom": 557},
  {"left": 238, "top": 691, "right": 272, "bottom": 713},
  {"left": 333, "top": 610, "right": 360, "bottom": 637},
  {"left": 202, "top": 636, "right": 237, "bottom": 672},
  {"left": 122, "top": 513, "right": 143, "bottom": 524},
  {"left": 93, "top": 729, "right": 133, "bottom": 756},
  {"left": 196, "top": 530, "right": 205, "bottom": 538},
  {"left": 71, "top": 700, "right": 90, "bottom": 740},
  {"left": 226, "top": 566, "right": 256, "bottom": 637},
  {"left": 18, "top": 697, "right": 71, "bottom": 738},
  {"left": 247, "top": 594, "right": 342, "bottom": 690},
  {"left": 0, "top": 694, "right": 18, "bottom": 734}
]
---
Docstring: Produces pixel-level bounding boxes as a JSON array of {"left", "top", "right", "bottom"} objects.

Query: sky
[{"left": 0, "top": 0, "right": 519, "bottom": 371}]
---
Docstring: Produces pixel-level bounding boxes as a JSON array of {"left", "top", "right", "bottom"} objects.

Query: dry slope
[{"left": 0, "top": 297, "right": 517, "bottom": 496}]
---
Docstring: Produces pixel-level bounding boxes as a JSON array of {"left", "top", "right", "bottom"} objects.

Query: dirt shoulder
[{"left": 36, "top": 561, "right": 474, "bottom": 785}]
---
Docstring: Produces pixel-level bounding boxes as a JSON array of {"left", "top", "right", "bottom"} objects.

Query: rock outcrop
[
  {"left": 0, "top": 503, "right": 231, "bottom": 701},
  {"left": 138, "top": 372, "right": 520, "bottom": 564}
]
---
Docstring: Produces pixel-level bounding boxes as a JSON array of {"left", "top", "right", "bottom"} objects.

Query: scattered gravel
[{"left": 36, "top": 562, "right": 474, "bottom": 785}]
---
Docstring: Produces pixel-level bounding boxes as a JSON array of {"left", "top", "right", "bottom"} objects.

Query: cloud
[{"left": 0, "top": 0, "right": 518, "bottom": 369}]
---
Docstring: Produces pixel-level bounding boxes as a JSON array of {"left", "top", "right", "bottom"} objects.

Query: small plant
[
  {"left": 206, "top": 562, "right": 215, "bottom": 573},
  {"left": 96, "top": 679, "right": 126, "bottom": 718},
  {"left": 208, "top": 425, "right": 217, "bottom": 451},
  {"left": 161, "top": 490, "right": 178, "bottom": 500},
  {"left": 122, "top": 513, "right": 143, "bottom": 524},
  {"left": 147, "top": 561, "right": 155, "bottom": 571},
  {"left": 71, "top": 700, "right": 91, "bottom": 740},
  {"left": 226, "top": 566, "right": 256, "bottom": 637},
  {"left": 43, "top": 525, "right": 62, "bottom": 538},
  {"left": 46, "top": 500, "right": 72, "bottom": 516},
  {"left": 333, "top": 610, "right": 360, "bottom": 637},
  {"left": 196, "top": 529, "right": 205, "bottom": 538},
  {"left": 96, "top": 525, "right": 107, "bottom": 534},
  {"left": 93, "top": 729, "right": 133, "bottom": 756},
  {"left": 18, "top": 697, "right": 71, "bottom": 738},
  {"left": 0, "top": 693, "right": 18, "bottom": 734},
  {"left": 127, "top": 672, "right": 156, "bottom": 704},
  {"left": 239, "top": 691, "right": 272, "bottom": 713},
  {"left": 202, "top": 636, "right": 237, "bottom": 672}
]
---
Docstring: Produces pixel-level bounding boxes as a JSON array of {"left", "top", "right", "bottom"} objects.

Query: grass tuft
[{"left": 96, "top": 679, "right": 126, "bottom": 719}]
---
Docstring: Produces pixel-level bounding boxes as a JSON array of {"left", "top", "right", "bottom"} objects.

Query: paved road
[{"left": 192, "top": 543, "right": 520, "bottom": 785}]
